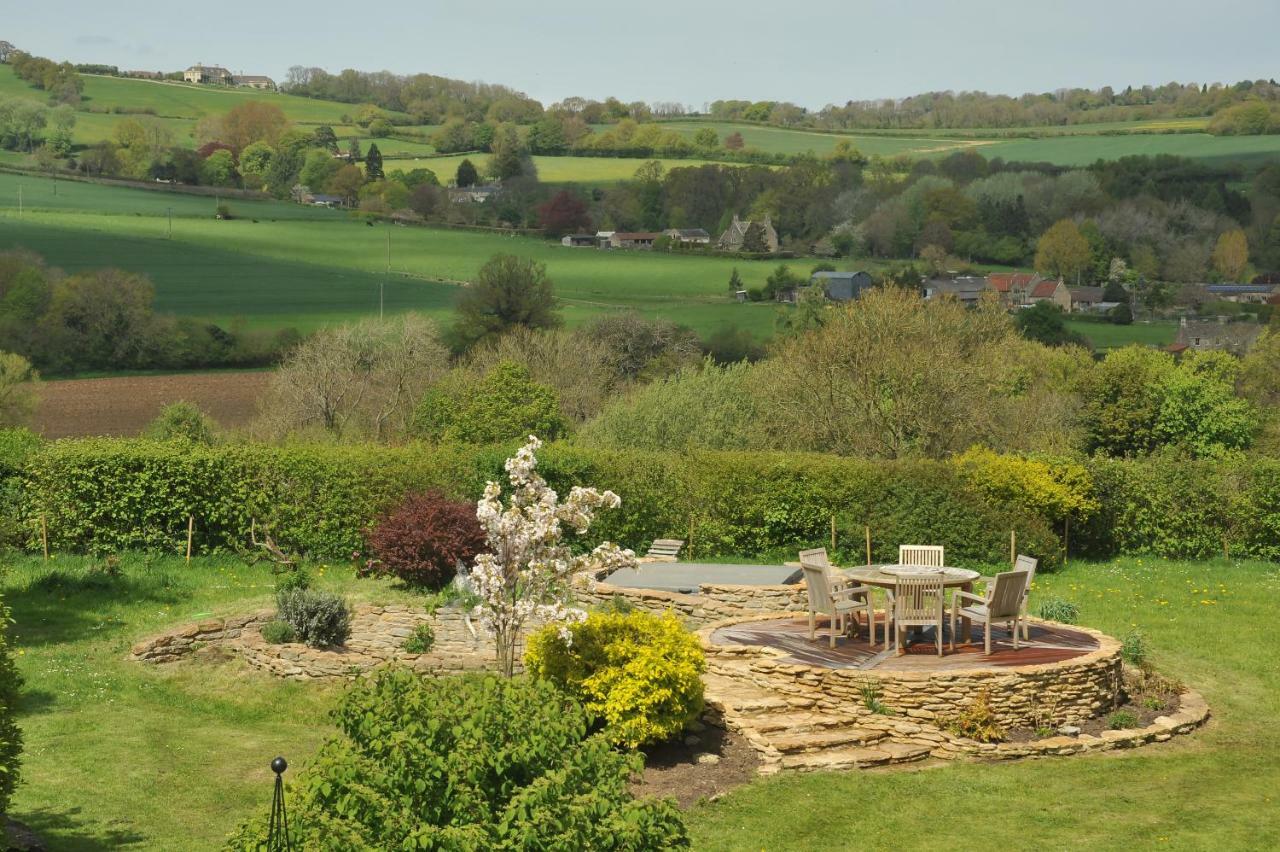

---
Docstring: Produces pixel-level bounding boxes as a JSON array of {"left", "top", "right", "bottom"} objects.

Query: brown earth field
[{"left": 33, "top": 371, "right": 271, "bottom": 439}]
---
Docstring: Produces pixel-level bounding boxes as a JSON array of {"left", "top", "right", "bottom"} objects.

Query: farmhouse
[
  {"left": 663, "top": 228, "right": 712, "bottom": 245},
  {"left": 988, "top": 272, "right": 1069, "bottom": 310},
  {"left": 923, "top": 276, "right": 989, "bottom": 306},
  {"left": 1069, "top": 286, "right": 1106, "bottom": 312},
  {"left": 1172, "top": 317, "right": 1262, "bottom": 355},
  {"left": 183, "top": 64, "right": 232, "bottom": 84},
  {"left": 717, "top": 214, "right": 779, "bottom": 253}
]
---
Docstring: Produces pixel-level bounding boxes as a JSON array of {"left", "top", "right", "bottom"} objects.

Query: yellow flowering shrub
[
  {"left": 525, "top": 609, "right": 705, "bottom": 748},
  {"left": 953, "top": 446, "right": 1098, "bottom": 525}
]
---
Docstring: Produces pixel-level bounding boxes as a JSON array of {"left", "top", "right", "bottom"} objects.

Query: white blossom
[{"left": 467, "top": 435, "right": 636, "bottom": 675}]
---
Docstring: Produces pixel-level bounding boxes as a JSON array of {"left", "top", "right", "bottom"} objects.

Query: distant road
[{"left": 34, "top": 371, "right": 271, "bottom": 438}]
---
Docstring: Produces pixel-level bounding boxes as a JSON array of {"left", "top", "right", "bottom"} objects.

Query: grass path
[{"left": 3, "top": 555, "right": 1278, "bottom": 849}]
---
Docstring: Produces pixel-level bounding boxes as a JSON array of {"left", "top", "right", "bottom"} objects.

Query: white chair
[
  {"left": 950, "top": 569, "right": 1030, "bottom": 655},
  {"left": 899, "top": 545, "right": 944, "bottom": 568},
  {"left": 888, "top": 575, "right": 945, "bottom": 656},
  {"left": 799, "top": 549, "right": 874, "bottom": 649}
]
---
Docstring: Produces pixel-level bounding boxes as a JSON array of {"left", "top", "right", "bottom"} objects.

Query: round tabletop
[{"left": 839, "top": 564, "right": 981, "bottom": 588}]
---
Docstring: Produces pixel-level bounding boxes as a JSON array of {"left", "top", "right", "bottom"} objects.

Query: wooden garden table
[{"left": 838, "top": 565, "right": 983, "bottom": 645}]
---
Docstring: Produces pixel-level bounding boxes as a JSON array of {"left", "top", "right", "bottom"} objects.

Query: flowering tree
[{"left": 470, "top": 436, "right": 635, "bottom": 675}]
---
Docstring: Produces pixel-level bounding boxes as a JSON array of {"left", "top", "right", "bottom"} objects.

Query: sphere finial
[{"left": 271, "top": 756, "right": 287, "bottom": 775}]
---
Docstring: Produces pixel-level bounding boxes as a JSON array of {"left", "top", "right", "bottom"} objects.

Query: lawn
[
  {"left": 1067, "top": 319, "right": 1179, "bottom": 349},
  {"left": 5, "top": 554, "right": 1277, "bottom": 849}
]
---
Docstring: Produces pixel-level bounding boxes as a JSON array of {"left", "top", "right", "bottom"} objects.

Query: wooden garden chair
[
  {"left": 950, "top": 568, "right": 1030, "bottom": 655},
  {"left": 643, "top": 539, "right": 684, "bottom": 561},
  {"left": 799, "top": 549, "right": 874, "bottom": 649},
  {"left": 978, "top": 554, "right": 1038, "bottom": 639},
  {"left": 888, "top": 574, "right": 945, "bottom": 656},
  {"left": 898, "top": 544, "right": 945, "bottom": 567}
]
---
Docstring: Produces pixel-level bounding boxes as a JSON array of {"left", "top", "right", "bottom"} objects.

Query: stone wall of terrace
[{"left": 573, "top": 573, "right": 807, "bottom": 627}]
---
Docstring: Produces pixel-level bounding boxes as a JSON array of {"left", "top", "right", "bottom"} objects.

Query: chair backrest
[
  {"left": 893, "top": 575, "right": 944, "bottom": 620},
  {"left": 1014, "top": 554, "right": 1038, "bottom": 597},
  {"left": 899, "top": 545, "right": 944, "bottom": 568},
  {"left": 798, "top": 547, "right": 830, "bottom": 568},
  {"left": 986, "top": 570, "right": 1030, "bottom": 618},
  {"left": 645, "top": 539, "right": 684, "bottom": 559},
  {"left": 801, "top": 563, "right": 835, "bottom": 611}
]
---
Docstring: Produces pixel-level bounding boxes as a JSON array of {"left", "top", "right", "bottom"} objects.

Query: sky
[{"left": 9, "top": 0, "right": 1280, "bottom": 109}]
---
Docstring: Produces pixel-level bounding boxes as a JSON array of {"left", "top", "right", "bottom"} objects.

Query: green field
[
  {"left": 0, "top": 173, "right": 804, "bottom": 338},
  {"left": 1067, "top": 318, "right": 1178, "bottom": 349},
  {"left": 6, "top": 553, "right": 1277, "bottom": 849},
  {"left": 646, "top": 121, "right": 981, "bottom": 158},
  {"left": 981, "top": 132, "right": 1280, "bottom": 168},
  {"left": 387, "top": 153, "right": 749, "bottom": 184}
]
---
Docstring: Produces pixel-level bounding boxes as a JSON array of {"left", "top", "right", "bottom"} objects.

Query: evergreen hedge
[{"left": 8, "top": 434, "right": 1280, "bottom": 568}]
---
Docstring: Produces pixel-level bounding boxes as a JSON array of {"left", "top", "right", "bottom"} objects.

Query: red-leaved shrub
[{"left": 366, "top": 491, "right": 486, "bottom": 590}]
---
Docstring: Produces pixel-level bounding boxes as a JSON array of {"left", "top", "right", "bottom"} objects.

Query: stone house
[
  {"left": 233, "top": 75, "right": 276, "bottom": 91},
  {"left": 183, "top": 64, "right": 232, "bottom": 84},
  {"left": 1171, "top": 317, "right": 1263, "bottom": 356},
  {"left": 662, "top": 227, "right": 712, "bottom": 245},
  {"left": 608, "top": 232, "right": 662, "bottom": 250},
  {"left": 988, "top": 272, "right": 1070, "bottom": 310},
  {"left": 717, "top": 214, "right": 779, "bottom": 253},
  {"left": 1069, "top": 286, "right": 1106, "bottom": 312}
]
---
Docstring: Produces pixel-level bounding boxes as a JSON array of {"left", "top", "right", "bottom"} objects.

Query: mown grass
[
  {"left": 688, "top": 556, "right": 1280, "bottom": 850},
  {"left": 1067, "top": 319, "right": 1179, "bottom": 349},
  {"left": 4, "top": 554, "right": 1276, "bottom": 849}
]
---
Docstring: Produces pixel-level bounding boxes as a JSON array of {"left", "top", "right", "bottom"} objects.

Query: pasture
[
  {"left": 1066, "top": 318, "right": 1179, "bottom": 349},
  {"left": 647, "top": 121, "right": 980, "bottom": 158},
  {"left": 382, "top": 153, "right": 747, "bottom": 184},
  {"left": 4, "top": 554, "right": 1276, "bottom": 849}
]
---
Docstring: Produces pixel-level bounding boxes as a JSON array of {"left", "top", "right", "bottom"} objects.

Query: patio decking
[{"left": 710, "top": 615, "right": 1100, "bottom": 671}]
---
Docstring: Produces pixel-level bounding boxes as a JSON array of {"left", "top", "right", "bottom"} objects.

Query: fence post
[
  {"left": 830, "top": 515, "right": 836, "bottom": 554},
  {"left": 40, "top": 514, "right": 48, "bottom": 561},
  {"left": 186, "top": 515, "right": 194, "bottom": 563},
  {"left": 687, "top": 513, "right": 695, "bottom": 561},
  {"left": 865, "top": 525, "right": 871, "bottom": 566},
  {"left": 1010, "top": 529, "right": 1016, "bottom": 566}
]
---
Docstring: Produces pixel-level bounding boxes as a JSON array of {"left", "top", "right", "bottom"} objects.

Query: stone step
[
  {"left": 778, "top": 742, "right": 931, "bottom": 772},
  {"left": 749, "top": 711, "right": 864, "bottom": 734},
  {"left": 766, "top": 727, "right": 888, "bottom": 754}
]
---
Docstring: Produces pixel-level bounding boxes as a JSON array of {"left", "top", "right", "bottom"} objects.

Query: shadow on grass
[
  {"left": 13, "top": 806, "right": 146, "bottom": 850},
  {"left": 15, "top": 687, "right": 57, "bottom": 716},
  {"left": 5, "top": 567, "right": 192, "bottom": 648}
]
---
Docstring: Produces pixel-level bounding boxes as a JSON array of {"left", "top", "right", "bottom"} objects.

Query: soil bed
[{"left": 634, "top": 728, "right": 760, "bottom": 809}]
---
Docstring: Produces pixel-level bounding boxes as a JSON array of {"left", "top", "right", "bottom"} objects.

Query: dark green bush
[
  {"left": 0, "top": 428, "right": 39, "bottom": 549},
  {"left": 402, "top": 622, "right": 434, "bottom": 654},
  {"left": 260, "top": 619, "right": 296, "bottom": 644},
  {"left": 225, "top": 669, "right": 688, "bottom": 850},
  {"left": 275, "top": 588, "right": 351, "bottom": 648},
  {"left": 0, "top": 596, "right": 22, "bottom": 816},
  {"left": 144, "top": 401, "right": 217, "bottom": 444}
]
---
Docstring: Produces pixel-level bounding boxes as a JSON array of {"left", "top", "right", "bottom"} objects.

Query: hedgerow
[{"left": 9, "top": 437, "right": 1280, "bottom": 566}]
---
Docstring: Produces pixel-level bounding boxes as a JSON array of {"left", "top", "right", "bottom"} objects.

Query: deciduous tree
[
  {"left": 1211, "top": 228, "right": 1249, "bottom": 282},
  {"left": 1035, "top": 219, "right": 1092, "bottom": 283},
  {"left": 451, "top": 255, "right": 561, "bottom": 349}
]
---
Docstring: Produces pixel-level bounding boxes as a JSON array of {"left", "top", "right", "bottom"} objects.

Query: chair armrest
[
  {"left": 830, "top": 584, "right": 872, "bottom": 601},
  {"left": 953, "top": 590, "right": 985, "bottom": 606}
]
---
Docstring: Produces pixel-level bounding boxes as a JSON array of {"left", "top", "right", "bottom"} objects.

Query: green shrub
[
  {"left": 525, "top": 610, "right": 706, "bottom": 748},
  {"left": 401, "top": 622, "right": 434, "bottom": 654},
  {"left": 413, "top": 361, "right": 566, "bottom": 444},
  {"left": 260, "top": 619, "right": 296, "bottom": 644},
  {"left": 145, "top": 401, "right": 216, "bottom": 444},
  {"left": 225, "top": 669, "right": 688, "bottom": 850},
  {"left": 275, "top": 588, "right": 351, "bottom": 648},
  {"left": 1121, "top": 628, "right": 1150, "bottom": 668},
  {"left": 0, "top": 596, "right": 23, "bottom": 815},
  {"left": 1107, "top": 709, "right": 1139, "bottom": 730},
  {"left": 1037, "top": 597, "right": 1080, "bottom": 624},
  {"left": 273, "top": 567, "right": 312, "bottom": 595}
]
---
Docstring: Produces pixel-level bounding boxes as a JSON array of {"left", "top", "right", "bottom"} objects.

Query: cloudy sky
[{"left": 9, "top": 0, "right": 1278, "bottom": 107}]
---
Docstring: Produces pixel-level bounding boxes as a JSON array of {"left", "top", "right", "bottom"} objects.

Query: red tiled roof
[
  {"left": 1030, "top": 280, "right": 1061, "bottom": 298},
  {"left": 988, "top": 273, "right": 1037, "bottom": 293}
]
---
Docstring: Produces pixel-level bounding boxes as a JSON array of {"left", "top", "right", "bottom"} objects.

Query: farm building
[
  {"left": 811, "top": 270, "right": 873, "bottom": 301},
  {"left": 232, "top": 75, "right": 276, "bottom": 91},
  {"left": 1069, "top": 286, "right": 1106, "bottom": 312},
  {"left": 561, "top": 234, "right": 598, "bottom": 248},
  {"left": 125, "top": 70, "right": 165, "bottom": 80},
  {"left": 923, "top": 276, "right": 989, "bottom": 306},
  {"left": 609, "top": 232, "right": 663, "bottom": 250},
  {"left": 1203, "top": 283, "right": 1277, "bottom": 304},
  {"left": 1171, "top": 317, "right": 1262, "bottom": 355},
  {"left": 448, "top": 185, "right": 500, "bottom": 204},
  {"left": 663, "top": 228, "right": 712, "bottom": 245},
  {"left": 717, "top": 215, "right": 779, "bottom": 253},
  {"left": 183, "top": 64, "right": 232, "bottom": 84}
]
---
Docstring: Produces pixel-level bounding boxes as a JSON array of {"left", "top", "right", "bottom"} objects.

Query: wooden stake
[
  {"left": 865, "top": 525, "right": 872, "bottom": 566},
  {"left": 1010, "top": 529, "right": 1017, "bottom": 566},
  {"left": 186, "top": 515, "right": 195, "bottom": 562},
  {"left": 687, "top": 513, "right": 695, "bottom": 561},
  {"left": 830, "top": 515, "right": 837, "bottom": 554},
  {"left": 40, "top": 514, "right": 48, "bottom": 561},
  {"left": 1223, "top": 534, "right": 1230, "bottom": 561},
  {"left": 1064, "top": 516, "right": 1070, "bottom": 564}
]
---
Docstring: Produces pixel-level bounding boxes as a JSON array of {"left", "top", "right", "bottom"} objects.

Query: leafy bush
[
  {"left": 401, "top": 622, "right": 435, "bottom": 654},
  {"left": 273, "top": 567, "right": 312, "bottom": 595},
  {"left": 226, "top": 669, "right": 688, "bottom": 850},
  {"left": 365, "top": 490, "right": 486, "bottom": 590},
  {"left": 1037, "top": 597, "right": 1080, "bottom": 624},
  {"left": 0, "top": 596, "right": 22, "bottom": 815},
  {"left": 946, "top": 689, "right": 1006, "bottom": 743},
  {"left": 145, "top": 401, "right": 216, "bottom": 444},
  {"left": 413, "top": 361, "right": 565, "bottom": 444},
  {"left": 260, "top": 620, "right": 296, "bottom": 644},
  {"left": 525, "top": 609, "right": 706, "bottom": 748},
  {"left": 1107, "top": 710, "right": 1139, "bottom": 730},
  {"left": 0, "top": 428, "right": 39, "bottom": 549},
  {"left": 275, "top": 588, "right": 351, "bottom": 648}
]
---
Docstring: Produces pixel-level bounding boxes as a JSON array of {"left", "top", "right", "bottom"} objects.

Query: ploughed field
[{"left": 33, "top": 371, "right": 271, "bottom": 438}]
